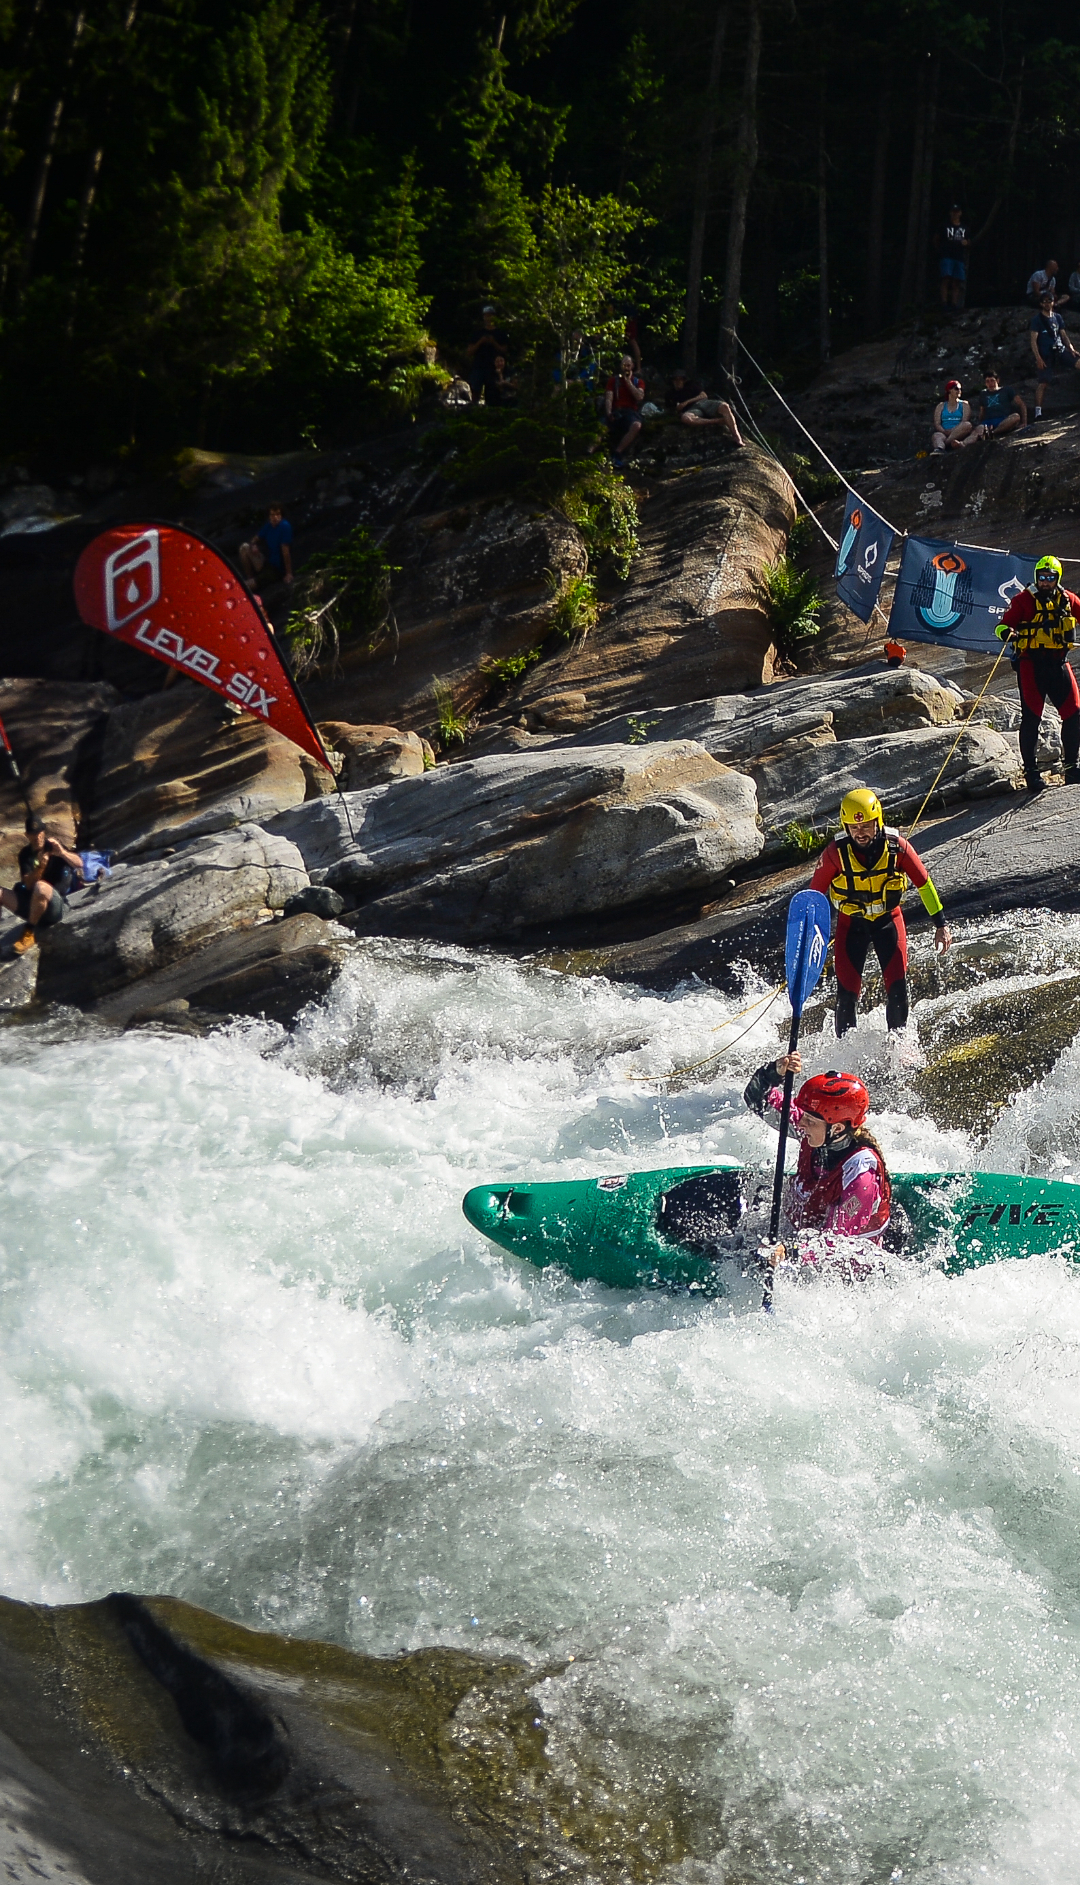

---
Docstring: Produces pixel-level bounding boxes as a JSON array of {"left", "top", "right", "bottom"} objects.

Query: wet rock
[
  {"left": 269, "top": 743, "right": 763, "bottom": 941},
  {"left": 283, "top": 884, "right": 346, "bottom": 920},
  {"left": 36, "top": 823, "right": 307, "bottom": 1007},
  {"left": 318, "top": 719, "right": 426, "bottom": 788},
  {"left": 89, "top": 684, "right": 311, "bottom": 856},
  {"left": 913, "top": 970, "right": 1080, "bottom": 1140},
  {"left": 0, "top": 1589, "right": 690, "bottom": 1885},
  {"left": 90, "top": 911, "right": 346, "bottom": 1028}
]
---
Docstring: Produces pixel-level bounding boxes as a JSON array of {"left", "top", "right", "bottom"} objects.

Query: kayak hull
[{"left": 461, "top": 1165, "right": 1080, "bottom": 1290}]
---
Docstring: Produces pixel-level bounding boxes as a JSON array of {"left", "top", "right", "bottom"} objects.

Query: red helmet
[{"left": 796, "top": 1070, "right": 869, "bottom": 1127}]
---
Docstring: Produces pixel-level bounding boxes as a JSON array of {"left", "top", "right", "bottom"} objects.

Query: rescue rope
[
  {"left": 905, "top": 639, "right": 1011, "bottom": 838},
  {"left": 629, "top": 982, "right": 786, "bottom": 1088}
]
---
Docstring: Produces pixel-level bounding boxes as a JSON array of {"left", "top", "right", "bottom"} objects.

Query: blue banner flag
[
  {"left": 834, "top": 492, "right": 895, "bottom": 624},
  {"left": 887, "top": 535, "right": 1036, "bottom": 653}
]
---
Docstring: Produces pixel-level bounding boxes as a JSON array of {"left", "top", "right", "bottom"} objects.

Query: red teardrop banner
[{"left": 73, "top": 523, "right": 332, "bottom": 771}]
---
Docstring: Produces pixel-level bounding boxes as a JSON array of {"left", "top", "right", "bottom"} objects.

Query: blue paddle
[{"left": 763, "top": 889, "right": 832, "bottom": 1306}]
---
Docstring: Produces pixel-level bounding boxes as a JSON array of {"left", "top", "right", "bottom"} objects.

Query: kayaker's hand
[
  {"left": 756, "top": 1241, "right": 786, "bottom": 1271},
  {"left": 775, "top": 1051, "right": 803, "bottom": 1078},
  {"left": 935, "top": 924, "right": 952, "bottom": 954}
]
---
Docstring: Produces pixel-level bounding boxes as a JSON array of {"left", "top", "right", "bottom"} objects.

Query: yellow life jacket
[
  {"left": 1011, "top": 586, "right": 1076, "bottom": 655},
  {"left": 829, "top": 826, "right": 907, "bottom": 920}
]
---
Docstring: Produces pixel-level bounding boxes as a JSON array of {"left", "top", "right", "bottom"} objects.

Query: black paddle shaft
[{"left": 767, "top": 1006, "right": 802, "bottom": 1244}]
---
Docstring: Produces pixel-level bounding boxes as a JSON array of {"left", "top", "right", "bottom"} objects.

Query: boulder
[
  {"left": 283, "top": 884, "right": 346, "bottom": 920},
  {"left": 751, "top": 723, "right": 1017, "bottom": 848},
  {"left": 521, "top": 692, "right": 588, "bottom": 731},
  {"left": 90, "top": 911, "right": 346, "bottom": 1028},
  {"left": 269, "top": 742, "right": 763, "bottom": 941},
  {"left": 88, "top": 685, "right": 313, "bottom": 856},
  {"left": 36, "top": 822, "right": 307, "bottom": 1006},
  {"left": 318, "top": 719, "right": 426, "bottom": 788}
]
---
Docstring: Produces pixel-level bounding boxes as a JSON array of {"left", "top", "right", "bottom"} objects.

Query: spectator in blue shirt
[
  {"left": 971, "top": 363, "right": 1026, "bottom": 442},
  {"left": 240, "top": 504, "right": 294, "bottom": 588}
]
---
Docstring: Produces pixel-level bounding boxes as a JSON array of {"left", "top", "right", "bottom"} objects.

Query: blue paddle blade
[{"left": 784, "top": 889, "right": 832, "bottom": 1018}]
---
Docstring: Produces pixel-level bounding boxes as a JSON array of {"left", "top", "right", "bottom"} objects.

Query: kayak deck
[{"left": 462, "top": 1165, "right": 1080, "bottom": 1290}]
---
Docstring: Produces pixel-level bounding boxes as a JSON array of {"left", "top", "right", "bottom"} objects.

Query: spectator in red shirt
[{"left": 603, "top": 355, "right": 645, "bottom": 466}]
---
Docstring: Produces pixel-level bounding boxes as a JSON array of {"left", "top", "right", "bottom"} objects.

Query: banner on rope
[
  {"left": 834, "top": 492, "right": 895, "bottom": 623},
  {"left": 887, "top": 535, "right": 1037, "bottom": 654},
  {"left": 74, "top": 524, "right": 333, "bottom": 771}
]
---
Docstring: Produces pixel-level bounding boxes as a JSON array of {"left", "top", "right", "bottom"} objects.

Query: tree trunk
[
  {"left": 65, "top": 2, "right": 139, "bottom": 336},
  {"left": 865, "top": 85, "right": 891, "bottom": 329},
  {"left": 896, "top": 57, "right": 928, "bottom": 317},
  {"left": 19, "top": 8, "right": 87, "bottom": 292},
  {"left": 914, "top": 55, "right": 939, "bottom": 307},
  {"left": 719, "top": 0, "right": 762, "bottom": 378},
  {"left": 817, "top": 106, "right": 829, "bottom": 361},
  {"left": 682, "top": 2, "right": 728, "bottom": 372},
  {"left": 1, "top": 0, "right": 46, "bottom": 141}
]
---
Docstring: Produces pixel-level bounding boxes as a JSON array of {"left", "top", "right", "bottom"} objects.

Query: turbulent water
[{"left": 5, "top": 923, "right": 1080, "bottom": 1882}]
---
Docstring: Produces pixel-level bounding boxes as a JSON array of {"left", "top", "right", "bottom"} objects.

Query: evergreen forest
[{"left": 1, "top": 0, "right": 1077, "bottom": 464}]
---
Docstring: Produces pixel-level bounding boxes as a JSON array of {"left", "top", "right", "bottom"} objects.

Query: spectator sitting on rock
[
  {"left": 1029, "top": 292, "right": 1080, "bottom": 419},
  {"left": 465, "top": 304, "right": 511, "bottom": 403},
  {"left": 669, "top": 368, "right": 744, "bottom": 446},
  {"left": 2, "top": 841, "right": 65, "bottom": 954},
  {"left": 1027, "top": 260, "right": 1063, "bottom": 307},
  {"left": 931, "top": 379, "right": 974, "bottom": 451},
  {"left": 240, "top": 503, "right": 293, "bottom": 589},
  {"left": 603, "top": 354, "right": 646, "bottom": 466},
  {"left": 939, "top": 205, "right": 969, "bottom": 308},
  {"left": 970, "top": 362, "right": 1026, "bottom": 442},
  {"left": 23, "top": 814, "right": 83, "bottom": 895},
  {"left": 1070, "top": 262, "right": 1080, "bottom": 301}
]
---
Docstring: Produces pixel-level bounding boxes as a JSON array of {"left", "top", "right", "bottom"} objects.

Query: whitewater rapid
[{"left": 5, "top": 932, "right": 1080, "bottom": 1881}]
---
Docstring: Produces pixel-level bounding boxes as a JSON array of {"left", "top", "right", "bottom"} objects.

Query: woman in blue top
[{"left": 931, "top": 379, "right": 974, "bottom": 452}]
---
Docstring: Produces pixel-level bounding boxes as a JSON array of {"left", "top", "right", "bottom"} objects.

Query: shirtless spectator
[
  {"left": 2, "top": 840, "right": 66, "bottom": 954},
  {"left": 969, "top": 363, "right": 1026, "bottom": 442},
  {"left": 603, "top": 354, "right": 646, "bottom": 465},
  {"left": 670, "top": 368, "right": 743, "bottom": 446},
  {"left": 931, "top": 379, "right": 974, "bottom": 451}
]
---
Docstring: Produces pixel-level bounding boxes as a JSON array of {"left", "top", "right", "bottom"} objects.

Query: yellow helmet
[{"left": 840, "top": 787, "right": 883, "bottom": 831}]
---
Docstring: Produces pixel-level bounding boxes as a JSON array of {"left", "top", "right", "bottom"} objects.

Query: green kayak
[{"left": 461, "top": 1165, "right": 1080, "bottom": 1291}]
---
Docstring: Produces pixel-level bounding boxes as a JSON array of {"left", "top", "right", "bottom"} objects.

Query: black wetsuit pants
[
  {"left": 834, "top": 910, "right": 909, "bottom": 1034},
  {"left": 1017, "top": 652, "right": 1080, "bottom": 778}
]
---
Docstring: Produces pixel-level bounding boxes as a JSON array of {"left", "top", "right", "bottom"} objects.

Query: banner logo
[
  {"left": 837, "top": 507, "right": 862, "bottom": 576},
  {"left": 911, "top": 549, "right": 974, "bottom": 633},
  {"left": 104, "top": 529, "right": 160, "bottom": 632}
]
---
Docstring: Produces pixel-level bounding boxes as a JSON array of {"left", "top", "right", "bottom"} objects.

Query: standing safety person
[
  {"left": 995, "top": 555, "right": 1080, "bottom": 793},
  {"left": 809, "top": 789, "right": 952, "bottom": 1036}
]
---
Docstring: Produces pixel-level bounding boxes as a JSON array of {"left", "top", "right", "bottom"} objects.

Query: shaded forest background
[{"left": 0, "top": 0, "right": 1077, "bottom": 466}]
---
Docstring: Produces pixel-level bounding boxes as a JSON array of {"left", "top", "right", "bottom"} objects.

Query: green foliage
[
  {"left": 761, "top": 554, "right": 825, "bottom": 652},
  {"left": 557, "top": 464, "right": 639, "bottom": 581},
  {"left": 546, "top": 569, "right": 599, "bottom": 640},
  {"left": 497, "top": 183, "right": 645, "bottom": 375},
  {"left": 433, "top": 679, "right": 470, "bottom": 749},
  {"left": 626, "top": 715, "right": 659, "bottom": 744},
  {"left": 780, "top": 820, "right": 826, "bottom": 855},
  {"left": 283, "top": 524, "right": 395, "bottom": 680},
  {"left": 787, "top": 514, "right": 817, "bottom": 557},
  {"left": 437, "top": 394, "right": 639, "bottom": 578},
  {"left": 485, "top": 645, "right": 544, "bottom": 685}
]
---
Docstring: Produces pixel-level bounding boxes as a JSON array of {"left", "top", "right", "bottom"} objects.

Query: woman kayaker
[{"left": 743, "top": 1052, "right": 891, "bottom": 1273}]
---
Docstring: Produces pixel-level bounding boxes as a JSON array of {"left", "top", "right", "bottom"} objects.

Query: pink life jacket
[{"left": 788, "top": 1136, "right": 892, "bottom": 1240}]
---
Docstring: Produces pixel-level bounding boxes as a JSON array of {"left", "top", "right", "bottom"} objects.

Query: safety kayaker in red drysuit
[{"left": 743, "top": 1055, "right": 891, "bottom": 1273}]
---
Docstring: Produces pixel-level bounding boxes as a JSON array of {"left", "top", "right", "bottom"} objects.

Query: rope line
[
  {"left": 906, "top": 639, "right": 1011, "bottom": 837},
  {"left": 629, "top": 983, "right": 786, "bottom": 1088}
]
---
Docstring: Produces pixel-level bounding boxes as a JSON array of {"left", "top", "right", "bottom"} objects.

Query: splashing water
[{"left": 4, "top": 932, "right": 1080, "bottom": 1881}]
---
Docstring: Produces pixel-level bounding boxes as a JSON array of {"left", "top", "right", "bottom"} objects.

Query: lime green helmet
[{"left": 1035, "top": 554, "right": 1063, "bottom": 584}]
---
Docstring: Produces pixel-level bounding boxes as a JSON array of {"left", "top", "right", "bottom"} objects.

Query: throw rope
[{"left": 906, "top": 640, "right": 1011, "bottom": 837}]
